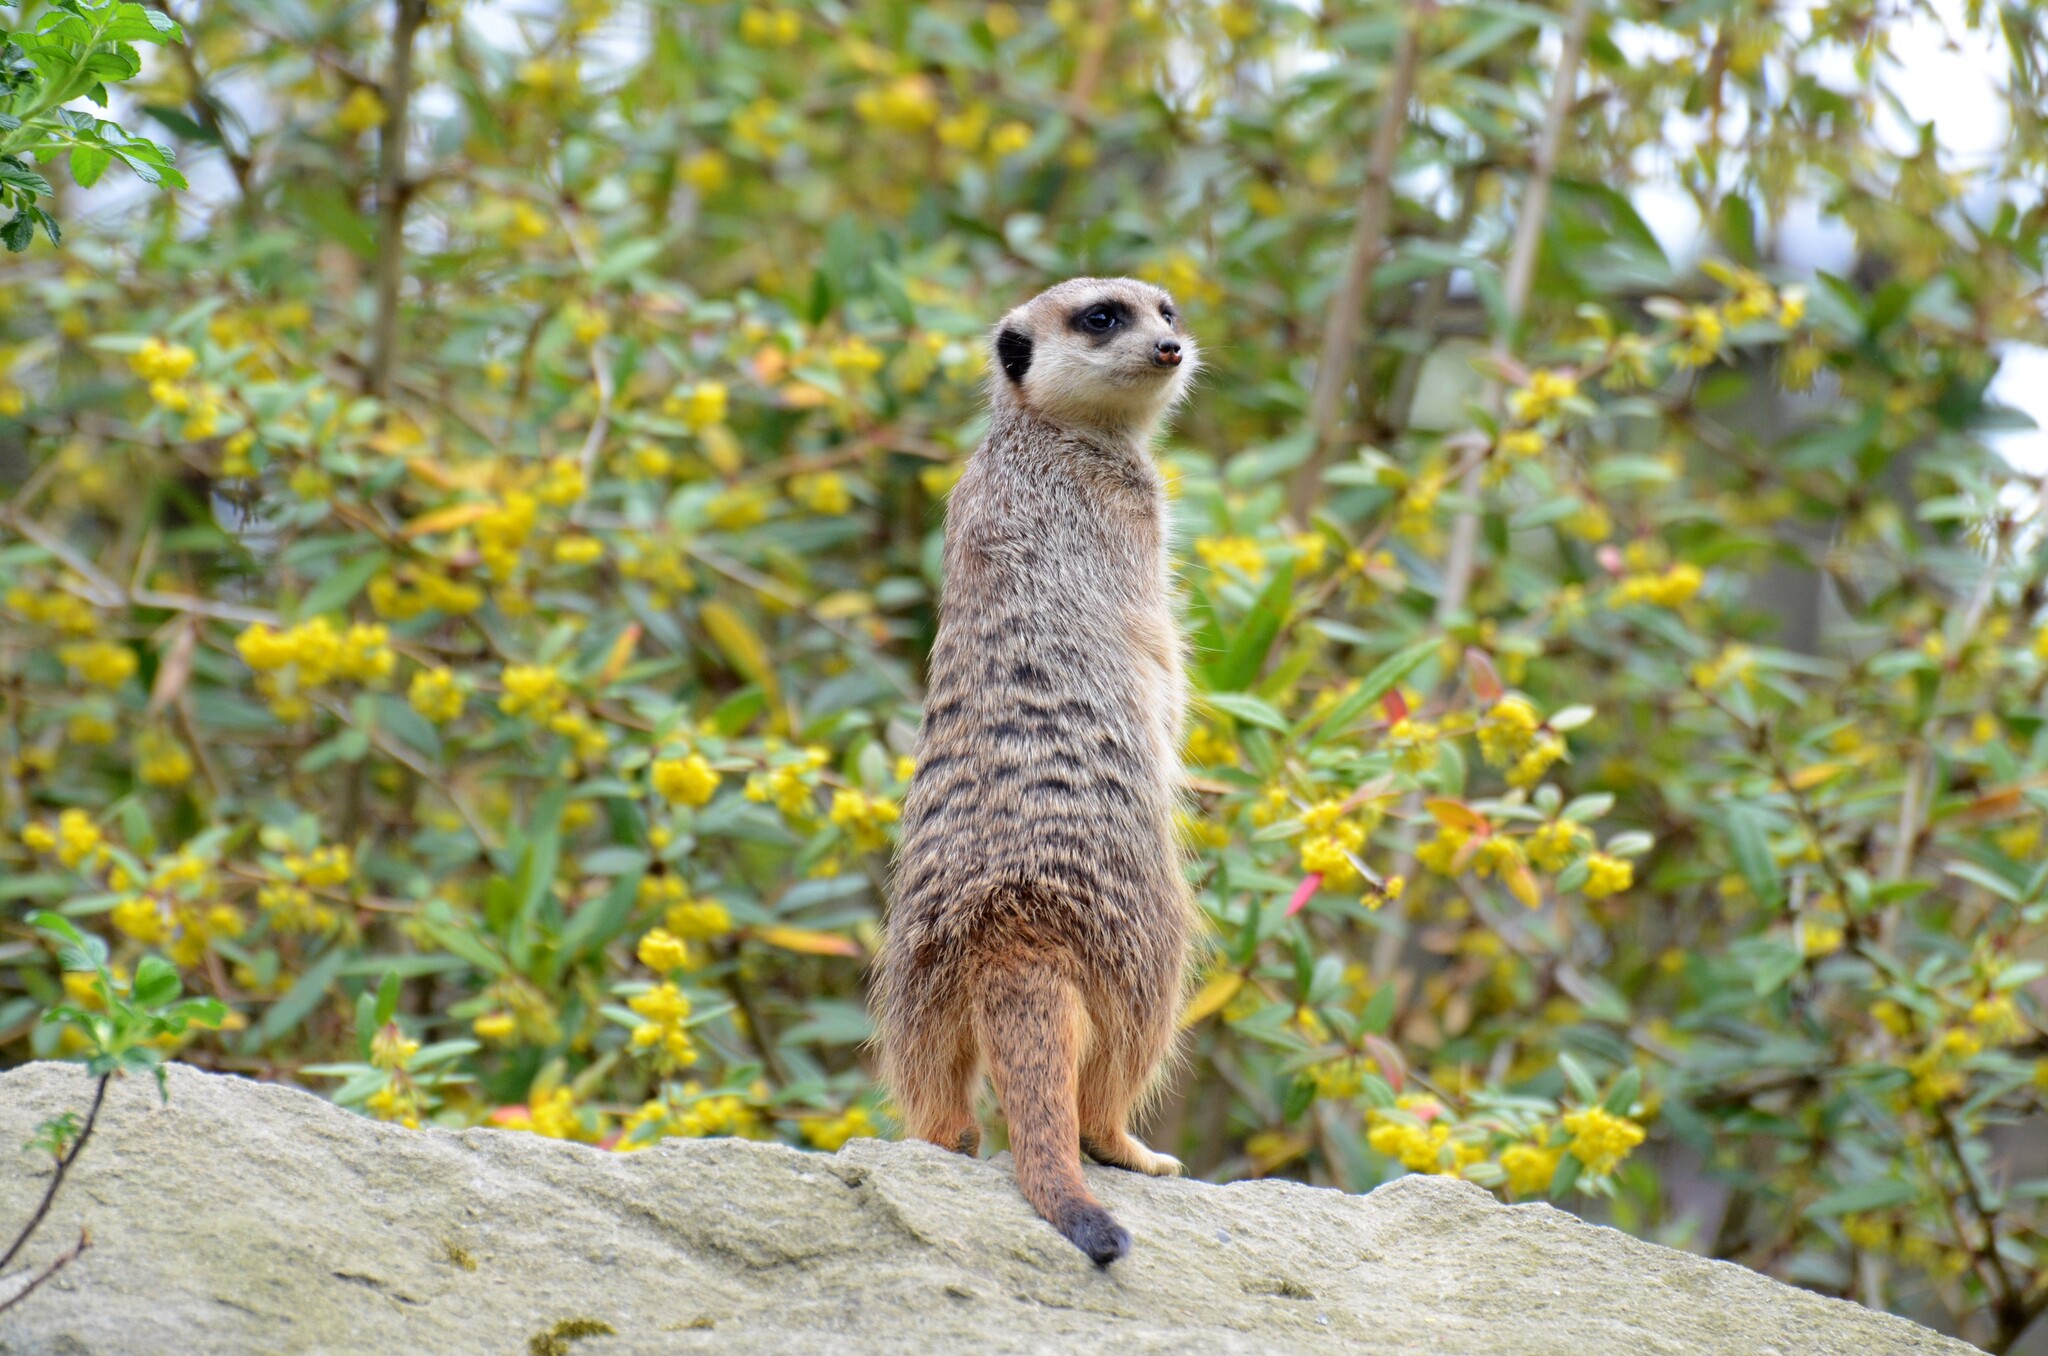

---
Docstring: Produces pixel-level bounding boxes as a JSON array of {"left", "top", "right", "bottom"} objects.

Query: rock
[{"left": 0, "top": 1062, "right": 1978, "bottom": 1355}]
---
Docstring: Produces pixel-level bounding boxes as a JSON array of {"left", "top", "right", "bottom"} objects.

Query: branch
[
  {"left": 0, "top": 1227, "right": 91, "bottom": 1317},
  {"left": 366, "top": 0, "right": 430, "bottom": 399},
  {"left": 1289, "top": 8, "right": 1425, "bottom": 523},
  {"left": 0, "top": 1072, "right": 109, "bottom": 1275},
  {"left": 1435, "top": 0, "right": 1592, "bottom": 624}
]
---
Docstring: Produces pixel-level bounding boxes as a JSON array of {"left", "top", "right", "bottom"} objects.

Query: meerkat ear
[{"left": 996, "top": 327, "right": 1033, "bottom": 384}]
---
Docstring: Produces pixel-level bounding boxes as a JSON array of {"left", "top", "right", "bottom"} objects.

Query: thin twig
[
  {"left": 1436, "top": 0, "right": 1592, "bottom": 623},
  {"left": 0, "top": 1072, "right": 109, "bottom": 1274},
  {"left": 0, "top": 1227, "right": 91, "bottom": 1317},
  {"left": 1290, "top": 6, "right": 1426, "bottom": 522},
  {"left": 367, "top": 0, "right": 429, "bottom": 398}
]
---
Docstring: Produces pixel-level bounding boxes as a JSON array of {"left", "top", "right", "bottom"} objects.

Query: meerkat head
[{"left": 988, "top": 276, "right": 1198, "bottom": 437}]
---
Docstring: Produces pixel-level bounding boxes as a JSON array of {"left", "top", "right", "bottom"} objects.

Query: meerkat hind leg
[
  {"left": 1077, "top": 1041, "right": 1183, "bottom": 1177},
  {"left": 897, "top": 1014, "right": 983, "bottom": 1156}
]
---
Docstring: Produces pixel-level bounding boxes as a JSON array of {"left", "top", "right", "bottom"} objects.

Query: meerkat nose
[{"left": 1153, "top": 338, "right": 1182, "bottom": 367}]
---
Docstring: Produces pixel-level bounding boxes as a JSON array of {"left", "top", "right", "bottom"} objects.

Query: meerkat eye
[
  {"left": 1161, "top": 306, "right": 1176, "bottom": 324},
  {"left": 1081, "top": 306, "right": 1118, "bottom": 333}
]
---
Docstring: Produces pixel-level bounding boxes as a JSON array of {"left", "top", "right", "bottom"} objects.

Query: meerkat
[{"left": 875, "top": 277, "right": 1199, "bottom": 1266}]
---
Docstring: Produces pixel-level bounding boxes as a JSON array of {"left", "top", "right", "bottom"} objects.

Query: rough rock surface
[{"left": 0, "top": 1062, "right": 1979, "bottom": 1355}]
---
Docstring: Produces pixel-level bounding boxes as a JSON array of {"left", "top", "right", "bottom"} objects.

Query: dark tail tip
[{"left": 1058, "top": 1204, "right": 1132, "bottom": 1266}]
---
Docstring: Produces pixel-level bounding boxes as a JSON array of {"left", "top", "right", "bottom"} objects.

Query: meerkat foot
[{"left": 1081, "top": 1131, "right": 1184, "bottom": 1177}]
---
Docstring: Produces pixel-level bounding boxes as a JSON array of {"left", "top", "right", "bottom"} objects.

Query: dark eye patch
[
  {"left": 1069, "top": 299, "right": 1132, "bottom": 340},
  {"left": 996, "top": 326, "right": 1033, "bottom": 383}
]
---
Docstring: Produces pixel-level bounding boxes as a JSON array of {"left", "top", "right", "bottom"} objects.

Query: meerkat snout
[{"left": 1153, "top": 337, "right": 1182, "bottom": 367}]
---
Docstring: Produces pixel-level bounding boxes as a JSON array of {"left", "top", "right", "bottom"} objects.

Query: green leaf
[
  {"left": 1600, "top": 1067, "right": 1641, "bottom": 1115},
  {"left": 132, "top": 954, "right": 180, "bottom": 1007},
  {"left": 1724, "top": 804, "right": 1784, "bottom": 908},
  {"left": 1204, "top": 561, "right": 1294, "bottom": 692},
  {"left": 256, "top": 948, "right": 348, "bottom": 1045},
  {"left": 1298, "top": 638, "right": 1438, "bottom": 741},
  {"left": 297, "top": 550, "right": 390, "bottom": 619},
  {"left": 373, "top": 970, "right": 401, "bottom": 1028},
  {"left": 68, "top": 144, "right": 111, "bottom": 188},
  {"left": 1202, "top": 690, "right": 1289, "bottom": 732},
  {"left": 1805, "top": 1178, "right": 1917, "bottom": 1218}
]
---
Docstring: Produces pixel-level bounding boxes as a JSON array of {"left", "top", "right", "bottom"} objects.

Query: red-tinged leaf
[
  {"left": 596, "top": 624, "right": 641, "bottom": 688},
  {"left": 751, "top": 925, "right": 862, "bottom": 958},
  {"left": 1286, "top": 873, "right": 1323, "bottom": 917},
  {"left": 1362, "top": 1034, "right": 1406, "bottom": 1094},
  {"left": 1381, "top": 687, "right": 1409, "bottom": 723},
  {"left": 1465, "top": 648, "right": 1503, "bottom": 703},
  {"left": 1596, "top": 545, "right": 1625, "bottom": 575},
  {"left": 1426, "top": 798, "right": 1487, "bottom": 833}
]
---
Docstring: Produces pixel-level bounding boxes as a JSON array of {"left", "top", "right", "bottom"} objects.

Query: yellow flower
[
  {"left": 665, "top": 897, "right": 734, "bottom": 940},
  {"left": 54, "top": 809, "right": 102, "bottom": 870},
  {"left": 666, "top": 380, "right": 728, "bottom": 429},
  {"left": 829, "top": 788, "right": 901, "bottom": 852},
  {"left": 1499, "top": 1141, "right": 1562, "bottom": 1196},
  {"left": 369, "top": 1024, "right": 421, "bottom": 1071},
  {"left": 552, "top": 535, "right": 604, "bottom": 566},
  {"left": 681, "top": 150, "right": 730, "bottom": 194},
  {"left": 1507, "top": 369, "right": 1579, "bottom": 423},
  {"left": 1194, "top": 535, "right": 1266, "bottom": 575},
  {"left": 804, "top": 1105, "right": 877, "bottom": 1151},
  {"left": 988, "top": 120, "right": 1034, "bottom": 157},
  {"left": 129, "top": 337, "right": 197, "bottom": 382},
  {"left": 854, "top": 77, "right": 940, "bottom": 131},
  {"left": 738, "top": 7, "right": 800, "bottom": 45},
  {"left": 408, "top": 666, "right": 466, "bottom": 723},
  {"left": 637, "top": 928, "right": 692, "bottom": 974},
  {"left": 1560, "top": 1106, "right": 1645, "bottom": 1176},
  {"left": 58, "top": 640, "right": 137, "bottom": 688},
  {"left": 1582, "top": 852, "right": 1633, "bottom": 900},
  {"left": 1527, "top": 820, "right": 1581, "bottom": 871},
  {"left": 652, "top": 753, "right": 722, "bottom": 807},
  {"left": 1476, "top": 696, "right": 1541, "bottom": 766},
  {"left": 334, "top": 86, "right": 388, "bottom": 134},
  {"left": 498, "top": 664, "right": 567, "bottom": 721},
  {"left": 136, "top": 729, "right": 194, "bottom": 786},
  {"left": 791, "top": 471, "right": 853, "bottom": 515}
]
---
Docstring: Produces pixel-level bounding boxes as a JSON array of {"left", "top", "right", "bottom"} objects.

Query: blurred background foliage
[{"left": 4, "top": 0, "right": 2048, "bottom": 1346}]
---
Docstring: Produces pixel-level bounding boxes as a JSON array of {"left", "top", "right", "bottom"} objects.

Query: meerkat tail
[{"left": 974, "top": 960, "right": 1130, "bottom": 1266}]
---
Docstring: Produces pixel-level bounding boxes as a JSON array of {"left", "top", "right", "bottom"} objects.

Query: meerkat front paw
[{"left": 1131, "top": 1145, "right": 1184, "bottom": 1177}]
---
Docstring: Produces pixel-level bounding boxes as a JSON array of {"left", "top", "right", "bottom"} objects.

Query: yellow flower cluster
[
  {"left": 369, "top": 568, "right": 483, "bottom": 620},
  {"left": 628, "top": 982, "right": 699, "bottom": 1069},
  {"left": 365, "top": 1080, "right": 424, "bottom": 1129},
  {"left": 652, "top": 753, "right": 722, "bottom": 806},
  {"left": 746, "top": 746, "right": 829, "bottom": 818},
  {"left": 58, "top": 640, "right": 137, "bottom": 688},
  {"left": 636, "top": 927, "right": 693, "bottom": 974},
  {"left": 1526, "top": 820, "right": 1585, "bottom": 873},
  {"left": 1384, "top": 715, "right": 1441, "bottom": 775},
  {"left": 5, "top": 585, "right": 98, "bottom": 633},
  {"left": 1610, "top": 562, "right": 1703, "bottom": 608},
  {"left": 855, "top": 76, "right": 940, "bottom": 131},
  {"left": 1499, "top": 1141, "right": 1563, "bottom": 1196},
  {"left": 129, "top": 337, "right": 197, "bottom": 383},
  {"left": 830, "top": 788, "right": 901, "bottom": 852},
  {"left": 1560, "top": 1106, "right": 1645, "bottom": 1175},
  {"left": 1297, "top": 799, "right": 1369, "bottom": 889},
  {"left": 804, "top": 1104, "right": 877, "bottom": 1150},
  {"left": 790, "top": 471, "right": 853, "bottom": 515},
  {"left": 22, "top": 808, "right": 103, "bottom": 870},
  {"left": 136, "top": 728, "right": 194, "bottom": 786},
  {"left": 1507, "top": 369, "right": 1579, "bottom": 423},
  {"left": 408, "top": 665, "right": 467, "bottom": 723},
  {"left": 498, "top": 663, "right": 567, "bottom": 721},
  {"left": 1581, "top": 852, "right": 1633, "bottom": 900},
  {"left": 498, "top": 1086, "right": 600, "bottom": 1141},
  {"left": 236, "top": 618, "right": 397, "bottom": 712},
  {"left": 1194, "top": 535, "right": 1266, "bottom": 574},
  {"left": 666, "top": 896, "right": 734, "bottom": 941},
  {"left": 471, "top": 491, "right": 537, "bottom": 578},
  {"left": 1367, "top": 1104, "right": 1482, "bottom": 1175}
]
